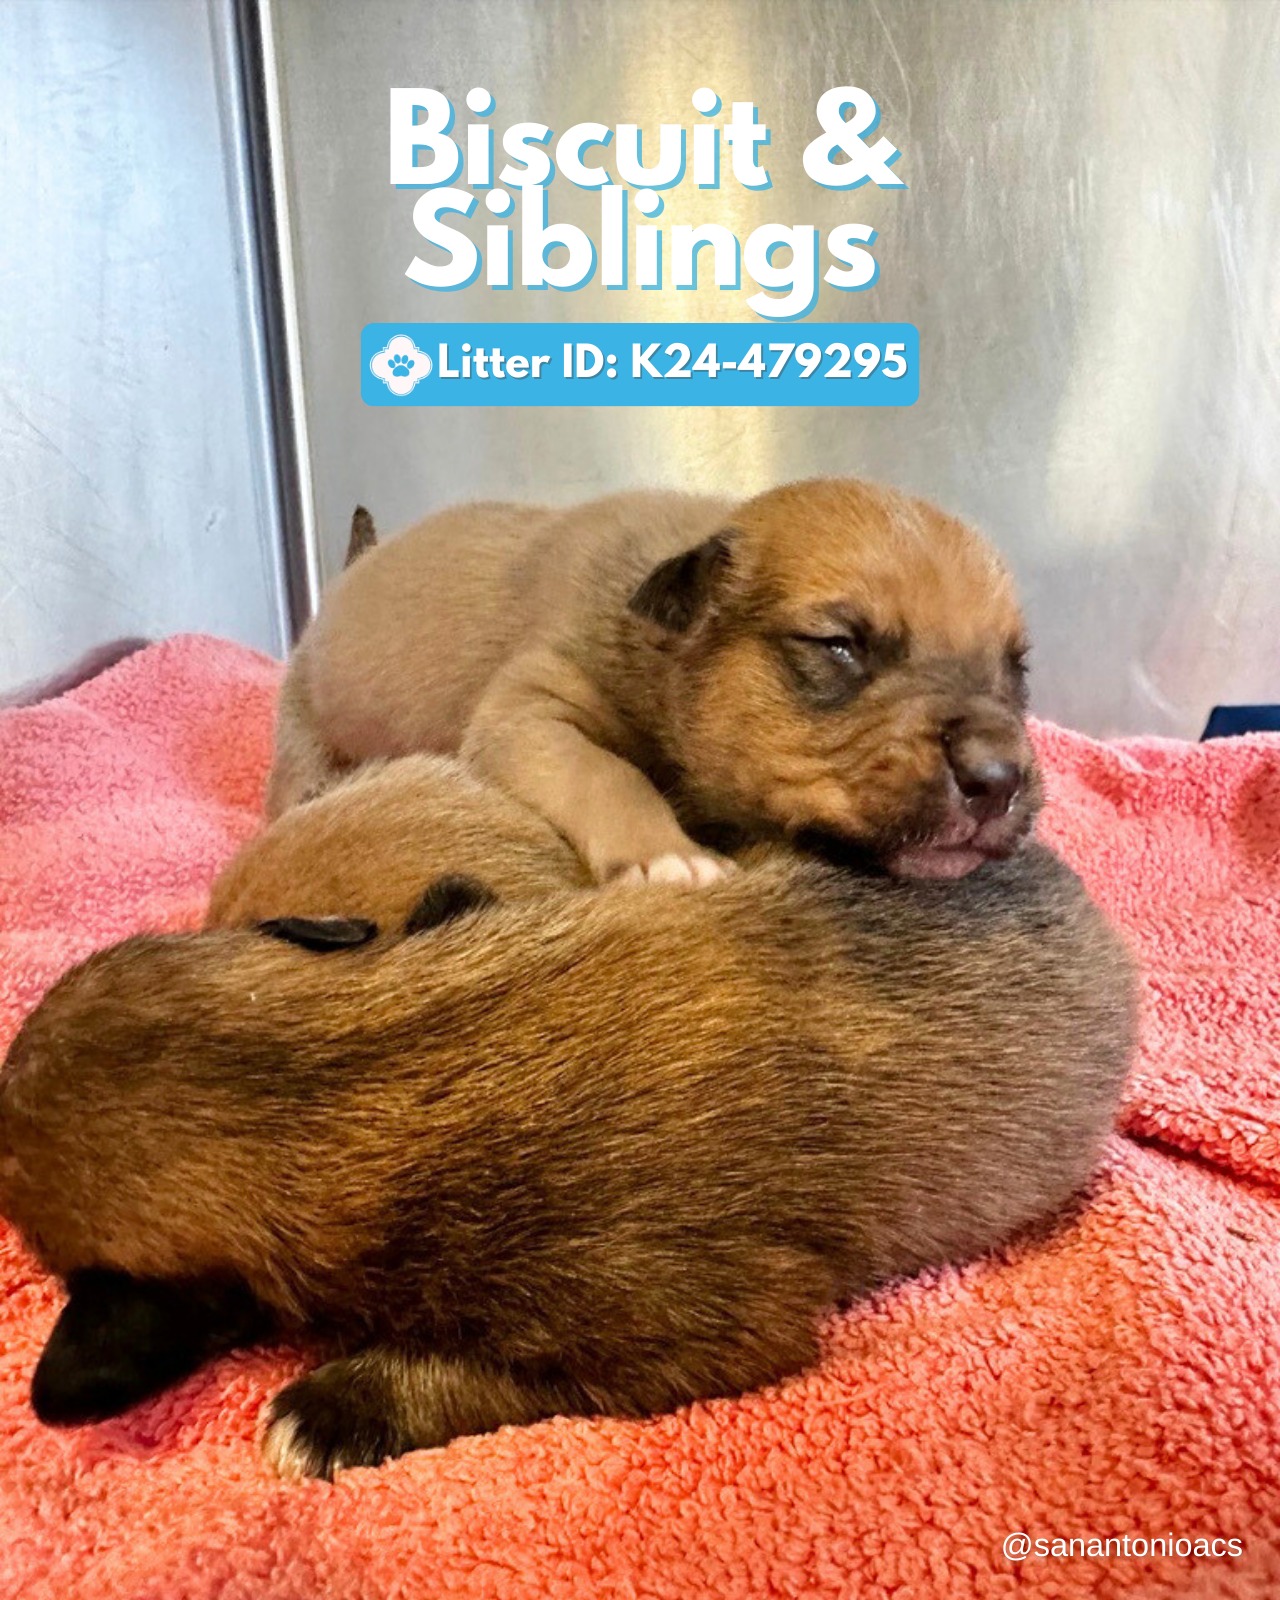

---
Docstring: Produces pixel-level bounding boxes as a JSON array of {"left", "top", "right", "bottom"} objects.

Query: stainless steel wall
[
  {"left": 0, "top": 0, "right": 287, "bottom": 694},
  {"left": 268, "top": 0, "right": 1280, "bottom": 737}
]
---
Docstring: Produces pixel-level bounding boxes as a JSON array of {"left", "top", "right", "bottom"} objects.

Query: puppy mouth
[
  {"left": 791, "top": 811, "right": 1029, "bottom": 881},
  {"left": 693, "top": 762, "right": 1038, "bottom": 880},
  {"left": 885, "top": 814, "right": 1027, "bottom": 881},
  {"left": 887, "top": 841, "right": 1000, "bottom": 880}
]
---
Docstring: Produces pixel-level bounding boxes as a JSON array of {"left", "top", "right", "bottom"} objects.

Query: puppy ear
[
  {"left": 345, "top": 505, "right": 377, "bottom": 568},
  {"left": 256, "top": 916, "right": 379, "bottom": 951},
  {"left": 405, "top": 875, "right": 499, "bottom": 935},
  {"left": 627, "top": 532, "right": 732, "bottom": 633}
]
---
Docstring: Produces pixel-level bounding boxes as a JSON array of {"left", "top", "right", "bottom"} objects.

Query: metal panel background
[
  {"left": 0, "top": 0, "right": 287, "bottom": 694},
  {"left": 268, "top": 0, "right": 1280, "bottom": 737}
]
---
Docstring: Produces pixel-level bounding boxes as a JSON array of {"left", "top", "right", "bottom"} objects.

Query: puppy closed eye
[
  {"left": 802, "top": 634, "right": 866, "bottom": 667},
  {"left": 780, "top": 632, "right": 871, "bottom": 710}
]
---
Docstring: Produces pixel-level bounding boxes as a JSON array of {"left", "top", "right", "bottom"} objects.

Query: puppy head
[
  {"left": 630, "top": 477, "right": 1038, "bottom": 879},
  {"left": 207, "top": 754, "right": 588, "bottom": 932}
]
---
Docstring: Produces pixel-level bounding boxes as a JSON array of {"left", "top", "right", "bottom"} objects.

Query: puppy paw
[
  {"left": 262, "top": 1364, "right": 409, "bottom": 1481},
  {"left": 612, "top": 852, "right": 733, "bottom": 889}
]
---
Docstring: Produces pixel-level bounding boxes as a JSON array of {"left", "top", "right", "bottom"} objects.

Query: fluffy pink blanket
[{"left": 0, "top": 635, "right": 1277, "bottom": 1599}]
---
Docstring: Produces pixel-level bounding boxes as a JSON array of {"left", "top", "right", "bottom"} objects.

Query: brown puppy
[
  {"left": 207, "top": 755, "right": 589, "bottom": 932},
  {"left": 268, "top": 479, "right": 1036, "bottom": 885},
  {"left": 0, "top": 765, "right": 1133, "bottom": 1479}
]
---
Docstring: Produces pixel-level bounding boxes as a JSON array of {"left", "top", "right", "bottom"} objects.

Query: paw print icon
[{"left": 369, "top": 334, "right": 432, "bottom": 396}]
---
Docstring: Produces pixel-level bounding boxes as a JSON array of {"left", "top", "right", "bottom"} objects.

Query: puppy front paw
[
  {"left": 262, "top": 1364, "right": 409, "bottom": 1481},
  {"left": 611, "top": 851, "right": 733, "bottom": 889}
]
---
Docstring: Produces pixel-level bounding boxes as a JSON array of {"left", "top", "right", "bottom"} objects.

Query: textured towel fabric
[{"left": 0, "top": 634, "right": 1277, "bottom": 1600}]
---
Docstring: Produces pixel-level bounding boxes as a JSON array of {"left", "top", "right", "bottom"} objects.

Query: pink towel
[{"left": 0, "top": 634, "right": 1277, "bottom": 1599}]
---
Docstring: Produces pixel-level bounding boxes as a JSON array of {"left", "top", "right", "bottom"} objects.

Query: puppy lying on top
[
  {"left": 0, "top": 758, "right": 1134, "bottom": 1480},
  {"left": 268, "top": 478, "right": 1037, "bottom": 885}
]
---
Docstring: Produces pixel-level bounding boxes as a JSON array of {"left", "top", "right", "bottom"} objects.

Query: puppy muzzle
[{"left": 886, "top": 754, "right": 1036, "bottom": 880}]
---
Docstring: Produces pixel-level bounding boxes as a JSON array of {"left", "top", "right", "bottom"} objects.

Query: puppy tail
[
  {"left": 345, "top": 505, "right": 377, "bottom": 568},
  {"left": 31, "top": 1269, "right": 272, "bottom": 1426}
]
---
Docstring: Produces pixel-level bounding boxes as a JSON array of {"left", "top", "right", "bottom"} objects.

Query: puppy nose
[{"left": 946, "top": 743, "right": 1022, "bottom": 823}]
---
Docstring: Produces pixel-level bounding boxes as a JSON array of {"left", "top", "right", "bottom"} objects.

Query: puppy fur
[
  {"left": 208, "top": 754, "right": 589, "bottom": 932},
  {"left": 0, "top": 758, "right": 1134, "bottom": 1479},
  {"left": 267, "top": 479, "right": 1038, "bottom": 885}
]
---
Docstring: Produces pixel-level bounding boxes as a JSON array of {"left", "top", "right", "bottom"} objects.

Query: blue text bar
[{"left": 362, "top": 322, "right": 919, "bottom": 407}]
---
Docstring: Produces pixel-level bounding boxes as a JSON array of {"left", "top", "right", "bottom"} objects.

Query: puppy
[
  {"left": 267, "top": 479, "right": 1037, "bottom": 886},
  {"left": 0, "top": 761, "right": 1134, "bottom": 1479},
  {"left": 207, "top": 754, "right": 589, "bottom": 932}
]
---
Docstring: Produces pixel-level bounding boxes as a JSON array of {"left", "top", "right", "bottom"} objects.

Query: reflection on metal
[
  {"left": 0, "top": 0, "right": 288, "bottom": 691},
  {"left": 234, "top": 0, "right": 321, "bottom": 634},
  {"left": 267, "top": 0, "right": 1280, "bottom": 736}
]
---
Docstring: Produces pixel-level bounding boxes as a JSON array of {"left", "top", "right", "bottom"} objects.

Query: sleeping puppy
[
  {"left": 0, "top": 764, "right": 1134, "bottom": 1480},
  {"left": 267, "top": 479, "right": 1037, "bottom": 885}
]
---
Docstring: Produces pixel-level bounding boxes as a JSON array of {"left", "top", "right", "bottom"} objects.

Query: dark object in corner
[{"left": 1201, "top": 705, "right": 1280, "bottom": 740}]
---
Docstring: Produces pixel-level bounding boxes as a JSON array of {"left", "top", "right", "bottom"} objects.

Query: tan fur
[
  {"left": 1, "top": 760, "right": 1134, "bottom": 1478},
  {"left": 268, "top": 480, "right": 1035, "bottom": 884},
  {"left": 208, "top": 755, "right": 589, "bottom": 931}
]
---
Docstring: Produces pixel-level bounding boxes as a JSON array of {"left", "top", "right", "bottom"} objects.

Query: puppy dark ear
[
  {"left": 627, "top": 532, "right": 732, "bottom": 633},
  {"left": 345, "top": 505, "right": 377, "bottom": 568},
  {"left": 256, "top": 916, "right": 379, "bottom": 951},
  {"left": 405, "top": 875, "right": 499, "bottom": 935}
]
